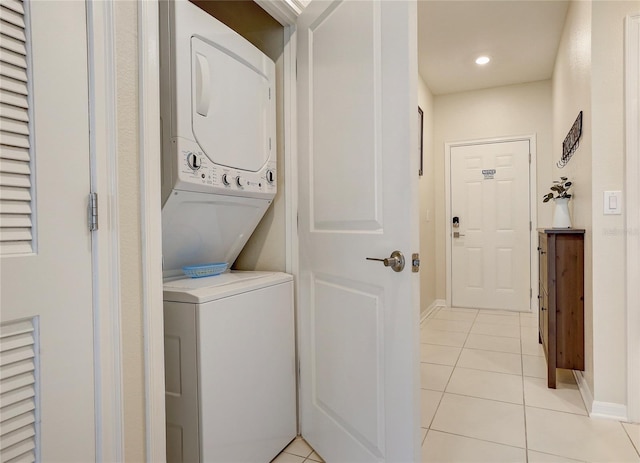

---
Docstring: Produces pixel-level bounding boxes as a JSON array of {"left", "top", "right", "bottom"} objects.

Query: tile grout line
[
  {"left": 520, "top": 313, "right": 530, "bottom": 463},
  {"left": 620, "top": 422, "right": 640, "bottom": 458}
]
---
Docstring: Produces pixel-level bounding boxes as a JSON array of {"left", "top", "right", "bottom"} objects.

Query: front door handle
[{"left": 366, "top": 250, "right": 405, "bottom": 272}]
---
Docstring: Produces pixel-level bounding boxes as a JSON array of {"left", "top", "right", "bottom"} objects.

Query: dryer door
[{"left": 191, "top": 36, "right": 275, "bottom": 172}]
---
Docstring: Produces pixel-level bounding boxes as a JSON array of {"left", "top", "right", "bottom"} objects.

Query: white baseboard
[
  {"left": 573, "top": 371, "right": 629, "bottom": 421},
  {"left": 421, "top": 299, "right": 446, "bottom": 323},
  {"left": 591, "top": 401, "right": 629, "bottom": 421},
  {"left": 573, "top": 370, "right": 594, "bottom": 414}
]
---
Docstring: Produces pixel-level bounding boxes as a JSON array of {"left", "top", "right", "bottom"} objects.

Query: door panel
[
  {"left": 297, "top": 1, "right": 420, "bottom": 461},
  {"left": 0, "top": 1, "right": 95, "bottom": 460},
  {"left": 450, "top": 140, "right": 530, "bottom": 311}
]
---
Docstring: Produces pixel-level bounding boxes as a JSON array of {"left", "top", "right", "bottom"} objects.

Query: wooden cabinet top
[{"left": 538, "top": 228, "right": 586, "bottom": 235}]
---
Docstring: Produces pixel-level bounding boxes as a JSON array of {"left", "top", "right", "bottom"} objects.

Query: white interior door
[
  {"left": 0, "top": 1, "right": 95, "bottom": 460},
  {"left": 296, "top": 1, "right": 421, "bottom": 461},
  {"left": 449, "top": 140, "right": 531, "bottom": 311}
]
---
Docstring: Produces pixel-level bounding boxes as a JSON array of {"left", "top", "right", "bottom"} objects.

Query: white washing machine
[
  {"left": 159, "top": 2, "right": 296, "bottom": 462},
  {"left": 163, "top": 272, "right": 295, "bottom": 463}
]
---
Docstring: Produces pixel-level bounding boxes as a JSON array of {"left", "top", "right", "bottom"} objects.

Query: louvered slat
[
  {"left": 0, "top": 160, "right": 29, "bottom": 174},
  {"left": 0, "top": 412, "right": 35, "bottom": 436},
  {"left": 0, "top": 62, "right": 26, "bottom": 83},
  {"left": 0, "top": 228, "right": 31, "bottom": 242},
  {"left": 0, "top": 0, "right": 30, "bottom": 256},
  {"left": 0, "top": 173, "right": 29, "bottom": 188},
  {"left": 0, "top": 358, "right": 35, "bottom": 381},
  {"left": 0, "top": 20, "right": 26, "bottom": 43},
  {"left": 0, "top": 48, "right": 26, "bottom": 69},
  {"left": 0, "top": 145, "right": 28, "bottom": 162},
  {"left": 0, "top": 34, "right": 25, "bottom": 56},
  {"left": 0, "top": 201, "right": 29, "bottom": 214},
  {"left": 0, "top": 398, "right": 35, "bottom": 424},
  {"left": 0, "top": 103, "right": 28, "bottom": 122},
  {"left": 1, "top": 318, "right": 37, "bottom": 463},
  {"left": 0, "top": 185, "right": 30, "bottom": 200},
  {"left": 0, "top": 439, "right": 35, "bottom": 463},
  {"left": 0, "top": 345, "right": 33, "bottom": 368},
  {"left": 0, "top": 90, "right": 27, "bottom": 109},
  {"left": 0, "top": 76, "right": 27, "bottom": 96},
  {"left": 0, "top": 0, "right": 25, "bottom": 16},
  {"left": 0, "top": 5, "right": 25, "bottom": 29}
]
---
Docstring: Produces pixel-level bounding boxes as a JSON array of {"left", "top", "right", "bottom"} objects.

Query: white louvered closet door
[{"left": 0, "top": 0, "right": 96, "bottom": 461}]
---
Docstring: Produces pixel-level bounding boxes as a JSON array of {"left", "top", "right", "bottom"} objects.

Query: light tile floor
[
  {"left": 273, "top": 306, "right": 640, "bottom": 462},
  {"left": 273, "top": 437, "right": 324, "bottom": 463},
  {"left": 421, "top": 306, "right": 640, "bottom": 463}
]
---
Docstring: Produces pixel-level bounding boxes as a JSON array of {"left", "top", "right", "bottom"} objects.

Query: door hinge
[
  {"left": 530, "top": 288, "right": 533, "bottom": 299},
  {"left": 269, "top": 87, "right": 272, "bottom": 100},
  {"left": 529, "top": 152, "right": 531, "bottom": 163},
  {"left": 88, "top": 192, "right": 98, "bottom": 231},
  {"left": 530, "top": 221, "right": 532, "bottom": 231}
]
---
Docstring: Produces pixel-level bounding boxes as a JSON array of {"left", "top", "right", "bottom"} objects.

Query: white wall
[
  {"left": 551, "top": 0, "right": 594, "bottom": 400},
  {"left": 552, "top": 0, "right": 638, "bottom": 414},
  {"left": 590, "top": 0, "right": 638, "bottom": 411},
  {"left": 418, "top": 77, "right": 436, "bottom": 313},
  {"left": 433, "top": 81, "right": 554, "bottom": 300}
]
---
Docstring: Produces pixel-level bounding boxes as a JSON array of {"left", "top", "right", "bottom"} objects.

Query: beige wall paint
[
  {"left": 590, "top": 0, "right": 638, "bottom": 407},
  {"left": 551, "top": 0, "right": 594, "bottom": 398},
  {"left": 235, "top": 54, "right": 287, "bottom": 272},
  {"left": 418, "top": 77, "right": 436, "bottom": 313},
  {"left": 433, "top": 80, "right": 553, "bottom": 300},
  {"left": 115, "top": 2, "right": 146, "bottom": 460}
]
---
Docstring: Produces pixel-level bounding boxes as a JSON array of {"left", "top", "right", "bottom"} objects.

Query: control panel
[{"left": 172, "top": 138, "right": 276, "bottom": 200}]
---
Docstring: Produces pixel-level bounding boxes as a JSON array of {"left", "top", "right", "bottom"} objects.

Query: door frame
[
  {"left": 138, "top": 1, "right": 301, "bottom": 458},
  {"left": 625, "top": 13, "right": 640, "bottom": 423},
  {"left": 444, "top": 135, "right": 538, "bottom": 312},
  {"left": 87, "top": 1, "right": 125, "bottom": 460}
]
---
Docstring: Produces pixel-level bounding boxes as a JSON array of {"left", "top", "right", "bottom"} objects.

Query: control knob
[
  {"left": 236, "top": 176, "right": 247, "bottom": 188},
  {"left": 186, "top": 152, "right": 201, "bottom": 170},
  {"left": 266, "top": 169, "right": 275, "bottom": 184},
  {"left": 221, "top": 174, "right": 230, "bottom": 186}
]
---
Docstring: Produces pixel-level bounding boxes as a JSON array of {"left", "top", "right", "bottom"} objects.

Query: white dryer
[{"left": 159, "top": 2, "right": 295, "bottom": 462}]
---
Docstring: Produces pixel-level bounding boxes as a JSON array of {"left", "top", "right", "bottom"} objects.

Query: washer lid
[
  {"left": 161, "top": 190, "right": 271, "bottom": 278},
  {"left": 163, "top": 271, "right": 292, "bottom": 303}
]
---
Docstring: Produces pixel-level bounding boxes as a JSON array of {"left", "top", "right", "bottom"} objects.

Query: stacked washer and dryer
[{"left": 159, "top": 1, "right": 296, "bottom": 462}]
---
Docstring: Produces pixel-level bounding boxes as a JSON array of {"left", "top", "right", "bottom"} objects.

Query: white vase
[{"left": 552, "top": 197, "right": 572, "bottom": 228}]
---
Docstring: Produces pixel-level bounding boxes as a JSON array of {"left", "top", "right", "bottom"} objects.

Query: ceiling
[{"left": 418, "top": 0, "right": 570, "bottom": 95}]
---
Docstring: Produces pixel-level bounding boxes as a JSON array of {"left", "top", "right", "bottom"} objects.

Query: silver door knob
[{"left": 366, "top": 250, "right": 405, "bottom": 272}]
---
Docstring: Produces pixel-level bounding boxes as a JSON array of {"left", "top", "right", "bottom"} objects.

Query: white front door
[
  {"left": 449, "top": 140, "right": 531, "bottom": 311},
  {"left": 296, "top": 1, "right": 420, "bottom": 461},
  {"left": 0, "top": 1, "right": 95, "bottom": 460}
]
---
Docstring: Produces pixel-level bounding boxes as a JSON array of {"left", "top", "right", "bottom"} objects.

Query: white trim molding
[
  {"left": 138, "top": 0, "right": 167, "bottom": 460},
  {"left": 420, "top": 299, "right": 446, "bottom": 323},
  {"left": 591, "top": 402, "right": 629, "bottom": 422},
  {"left": 625, "top": 13, "right": 640, "bottom": 424},
  {"left": 444, "top": 135, "right": 538, "bottom": 312},
  {"left": 86, "top": 0, "right": 124, "bottom": 460},
  {"left": 255, "top": 0, "right": 305, "bottom": 26},
  {"left": 573, "top": 370, "right": 594, "bottom": 415}
]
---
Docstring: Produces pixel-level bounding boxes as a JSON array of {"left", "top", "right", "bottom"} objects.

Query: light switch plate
[{"left": 604, "top": 191, "right": 622, "bottom": 215}]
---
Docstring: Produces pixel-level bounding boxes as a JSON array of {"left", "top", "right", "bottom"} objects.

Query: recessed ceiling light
[{"left": 475, "top": 56, "right": 490, "bottom": 65}]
